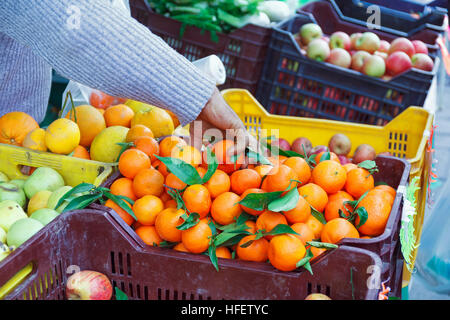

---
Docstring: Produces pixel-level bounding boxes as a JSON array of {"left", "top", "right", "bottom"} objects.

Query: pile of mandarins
[{"left": 109, "top": 135, "right": 397, "bottom": 273}]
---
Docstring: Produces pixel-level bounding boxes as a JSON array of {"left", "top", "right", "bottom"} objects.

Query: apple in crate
[
  {"left": 412, "top": 40, "right": 428, "bottom": 55},
  {"left": 350, "top": 33, "right": 362, "bottom": 50},
  {"left": 307, "top": 39, "right": 330, "bottom": 62},
  {"left": 378, "top": 40, "right": 391, "bottom": 53},
  {"left": 330, "top": 31, "right": 351, "bottom": 50},
  {"left": 300, "top": 23, "right": 323, "bottom": 46},
  {"left": 66, "top": 270, "right": 113, "bottom": 300},
  {"left": 362, "top": 55, "right": 386, "bottom": 78},
  {"left": 352, "top": 144, "right": 376, "bottom": 164},
  {"left": 355, "top": 32, "right": 380, "bottom": 54},
  {"left": 291, "top": 137, "right": 313, "bottom": 156},
  {"left": 412, "top": 53, "right": 434, "bottom": 72},
  {"left": 389, "top": 38, "right": 415, "bottom": 57},
  {"left": 328, "top": 133, "right": 351, "bottom": 156},
  {"left": 386, "top": 52, "right": 412, "bottom": 76},
  {"left": 327, "top": 48, "right": 351, "bottom": 68},
  {"left": 351, "top": 51, "right": 371, "bottom": 72}
]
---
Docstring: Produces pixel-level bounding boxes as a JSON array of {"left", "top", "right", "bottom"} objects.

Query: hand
[{"left": 189, "top": 87, "right": 257, "bottom": 164}]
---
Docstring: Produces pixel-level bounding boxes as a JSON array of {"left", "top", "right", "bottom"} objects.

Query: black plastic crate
[
  {"left": 255, "top": 11, "right": 440, "bottom": 125},
  {"left": 129, "top": 0, "right": 272, "bottom": 94}
]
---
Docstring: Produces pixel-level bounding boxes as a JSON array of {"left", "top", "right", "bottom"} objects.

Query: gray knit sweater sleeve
[{"left": 0, "top": 0, "right": 216, "bottom": 126}]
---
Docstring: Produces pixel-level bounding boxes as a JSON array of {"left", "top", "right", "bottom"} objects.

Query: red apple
[
  {"left": 328, "top": 133, "right": 352, "bottom": 156},
  {"left": 322, "top": 36, "right": 330, "bottom": 44},
  {"left": 386, "top": 51, "right": 412, "bottom": 76},
  {"left": 307, "top": 39, "right": 331, "bottom": 62},
  {"left": 355, "top": 32, "right": 380, "bottom": 54},
  {"left": 291, "top": 137, "right": 313, "bottom": 156},
  {"left": 350, "top": 33, "right": 363, "bottom": 50},
  {"left": 378, "top": 40, "right": 391, "bottom": 53},
  {"left": 330, "top": 31, "right": 351, "bottom": 50},
  {"left": 351, "top": 51, "right": 372, "bottom": 72},
  {"left": 66, "top": 270, "right": 113, "bottom": 300},
  {"left": 327, "top": 48, "right": 352, "bottom": 68},
  {"left": 309, "top": 145, "right": 328, "bottom": 156},
  {"left": 362, "top": 55, "right": 386, "bottom": 78},
  {"left": 389, "top": 37, "right": 415, "bottom": 57},
  {"left": 411, "top": 53, "right": 434, "bottom": 72},
  {"left": 272, "top": 138, "right": 291, "bottom": 151},
  {"left": 338, "top": 155, "right": 352, "bottom": 165},
  {"left": 352, "top": 144, "right": 376, "bottom": 164},
  {"left": 374, "top": 51, "right": 388, "bottom": 62},
  {"left": 300, "top": 23, "right": 323, "bottom": 46},
  {"left": 412, "top": 40, "right": 429, "bottom": 55}
]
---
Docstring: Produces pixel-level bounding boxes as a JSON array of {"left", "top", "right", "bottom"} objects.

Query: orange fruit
[
  {"left": 134, "top": 136, "right": 160, "bottom": 162},
  {"left": 283, "top": 157, "right": 312, "bottom": 187},
  {"left": 367, "top": 188, "right": 394, "bottom": 206},
  {"left": 126, "top": 124, "right": 154, "bottom": 142},
  {"left": 110, "top": 177, "right": 137, "bottom": 201},
  {"left": 154, "top": 208, "right": 185, "bottom": 242},
  {"left": 181, "top": 218, "right": 213, "bottom": 254},
  {"left": 291, "top": 222, "right": 315, "bottom": 245},
  {"left": 256, "top": 211, "right": 288, "bottom": 240},
  {"left": 239, "top": 188, "right": 265, "bottom": 216},
  {"left": 211, "top": 192, "right": 242, "bottom": 225},
  {"left": 244, "top": 220, "right": 257, "bottom": 234},
  {"left": 135, "top": 226, "right": 161, "bottom": 246},
  {"left": 132, "top": 168, "right": 165, "bottom": 198},
  {"left": 204, "top": 169, "right": 230, "bottom": 198},
  {"left": 118, "top": 148, "right": 151, "bottom": 179},
  {"left": 72, "top": 145, "right": 90, "bottom": 160},
  {"left": 196, "top": 166, "right": 207, "bottom": 179},
  {"left": 344, "top": 167, "right": 374, "bottom": 199},
  {"left": 215, "top": 247, "right": 232, "bottom": 259},
  {"left": 316, "top": 151, "right": 340, "bottom": 164},
  {"left": 343, "top": 163, "right": 358, "bottom": 173},
  {"left": 164, "top": 199, "right": 177, "bottom": 209},
  {"left": 159, "top": 136, "right": 187, "bottom": 158},
  {"left": 298, "top": 183, "right": 328, "bottom": 212},
  {"left": 182, "top": 184, "right": 212, "bottom": 219},
  {"left": 268, "top": 234, "right": 306, "bottom": 272},
  {"left": 305, "top": 215, "right": 324, "bottom": 239},
  {"left": 355, "top": 194, "right": 392, "bottom": 237},
  {"left": 254, "top": 165, "right": 274, "bottom": 178},
  {"left": 328, "top": 191, "right": 354, "bottom": 203},
  {"left": 263, "top": 164, "right": 298, "bottom": 193},
  {"left": 165, "top": 173, "right": 187, "bottom": 192},
  {"left": 104, "top": 199, "right": 135, "bottom": 226},
  {"left": 133, "top": 195, "right": 164, "bottom": 226},
  {"left": 324, "top": 197, "right": 354, "bottom": 222},
  {"left": 160, "top": 191, "right": 172, "bottom": 203},
  {"left": 283, "top": 195, "right": 311, "bottom": 224},
  {"left": 230, "top": 169, "right": 262, "bottom": 195},
  {"left": 165, "top": 110, "right": 180, "bottom": 128},
  {"left": 151, "top": 159, "right": 170, "bottom": 177},
  {"left": 374, "top": 184, "right": 396, "bottom": 198},
  {"left": 173, "top": 242, "right": 189, "bottom": 253},
  {"left": 212, "top": 140, "right": 244, "bottom": 174},
  {"left": 236, "top": 235, "right": 269, "bottom": 262},
  {"left": 104, "top": 104, "right": 135, "bottom": 127},
  {"left": 65, "top": 105, "right": 106, "bottom": 147},
  {"left": 312, "top": 160, "right": 347, "bottom": 194},
  {"left": 171, "top": 145, "right": 202, "bottom": 167},
  {"left": 321, "top": 218, "right": 360, "bottom": 244},
  {"left": 89, "top": 90, "right": 115, "bottom": 109},
  {"left": 310, "top": 246, "right": 327, "bottom": 261}
]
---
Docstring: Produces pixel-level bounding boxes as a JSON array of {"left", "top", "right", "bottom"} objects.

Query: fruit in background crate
[
  {"left": 66, "top": 270, "right": 113, "bottom": 300},
  {"left": 354, "top": 32, "right": 380, "bottom": 54},
  {"left": 411, "top": 53, "right": 434, "bottom": 72},
  {"left": 9, "top": 179, "right": 26, "bottom": 189},
  {"left": 0, "top": 183, "right": 26, "bottom": 208},
  {"left": 329, "top": 31, "right": 351, "bottom": 50},
  {"left": 378, "top": 40, "right": 391, "bottom": 53},
  {"left": 23, "top": 167, "right": 65, "bottom": 199},
  {"left": 6, "top": 218, "right": 44, "bottom": 248},
  {"left": 350, "top": 33, "right": 363, "bottom": 50},
  {"left": 299, "top": 23, "right": 323, "bottom": 45},
  {"left": 72, "top": 145, "right": 91, "bottom": 160},
  {"left": 27, "top": 190, "right": 53, "bottom": 215},
  {"left": 45, "top": 118, "right": 81, "bottom": 155},
  {"left": 0, "top": 200, "right": 27, "bottom": 232},
  {"left": 131, "top": 107, "right": 174, "bottom": 139},
  {"left": 65, "top": 105, "right": 106, "bottom": 147},
  {"left": 89, "top": 126, "right": 129, "bottom": 163},
  {"left": 362, "top": 55, "right": 385, "bottom": 78},
  {"left": 257, "top": 0, "right": 290, "bottom": 23},
  {"left": 309, "top": 145, "right": 328, "bottom": 156},
  {"left": 291, "top": 137, "right": 312, "bottom": 156},
  {"left": 0, "top": 112, "right": 39, "bottom": 146},
  {"left": 338, "top": 155, "right": 352, "bottom": 165},
  {"left": 327, "top": 48, "right": 351, "bottom": 68},
  {"left": 386, "top": 51, "right": 412, "bottom": 76},
  {"left": 305, "top": 293, "right": 332, "bottom": 300},
  {"left": 22, "top": 128, "right": 47, "bottom": 152},
  {"left": 412, "top": 40, "right": 428, "bottom": 55},
  {"left": 0, "top": 172, "right": 8, "bottom": 183},
  {"left": 30, "top": 208, "right": 60, "bottom": 226},
  {"left": 271, "top": 137, "right": 291, "bottom": 151},
  {"left": 388, "top": 37, "right": 415, "bottom": 57},
  {"left": 307, "top": 39, "right": 330, "bottom": 62},
  {"left": 328, "top": 133, "right": 351, "bottom": 156},
  {"left": 352, "top": 144, "right": 376, "bottom": 164},
  {"left": 126, "top": 124, "right": 154, "bottom": 142},
  {"left": 351, "top": 51, "right": 371, "bottom": 72},
  {"left": 374, "top": 51, "right": 388, "bottom": 62},
  {"left": 47, "top": 186, "right": 73, "bottom": 213},
  {"left": 103, "top": 104, "right": 135, "bottom": 128}
]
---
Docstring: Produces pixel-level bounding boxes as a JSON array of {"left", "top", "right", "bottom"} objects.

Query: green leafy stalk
[{"left": 296, "top": 247, "right": 314, "bottom": 275}]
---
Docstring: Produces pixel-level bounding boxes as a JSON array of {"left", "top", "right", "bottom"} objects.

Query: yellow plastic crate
[
  {"left": 0, "top": 144, "right": 117, "bottom": 187},
  {"left": 0, "top": 144, "right": 117, "bottom": 299},
  {"left": 222, "top": 89, "right": 434, "bottom": 288}
]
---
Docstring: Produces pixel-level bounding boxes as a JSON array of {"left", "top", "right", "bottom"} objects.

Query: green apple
[
  {"left": 6, "top": 218, "right": 44, "bottom": 248},
  {"left": 24, "top": 167, "right": 65, "bottom": 199},
  {"left": 300, "top": 23, "right": 323, "bottom": 46},
  {"left": 0, "top": 200, "right": 28, "bottom": 232},
  {"left": 47, "top": 186, "right": 73, "bottom": 213},
  {"left": 0, "top": 172, "right": 9, "bottom": 183},
  {"left": 9, "top": 179, "right": 26, "bottom": 189},
  {"left": 30, "top": 208, "right": 60, "bottom": 226},
  {"left": 0, "top": 227, "right": 6, "bottom": 243},
  {"left": 0, "top": 183, "right": 26, "bottom": 208}
]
